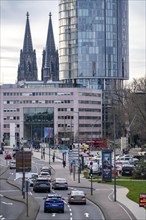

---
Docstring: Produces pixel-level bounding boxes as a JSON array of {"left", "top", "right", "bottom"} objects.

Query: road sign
[{"left": 16, "top": 151, "right": 31, "bottom": 172}]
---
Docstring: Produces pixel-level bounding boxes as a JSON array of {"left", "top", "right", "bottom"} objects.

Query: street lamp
[{"left": 67, "top": 108, "right": 80, "bottom": 183}]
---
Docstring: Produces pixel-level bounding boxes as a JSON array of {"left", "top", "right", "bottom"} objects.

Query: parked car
[
  {"left": 68, "top": 190, "right": 86, "bottom": 205},
  {"left": 9, "top": 160, "right": 16, "bottom": 169},
  {"left": 33, "top": 177, "right": 51, "bottom": 192},
  {"left": 52, "top": 178, "right": 68, "bottom": 190},
  {"left": 121, "top": 165, "right": 134, "bottom": 176},
  {"left": 44, "top": 194, "right": 64, "bottom": 213}
]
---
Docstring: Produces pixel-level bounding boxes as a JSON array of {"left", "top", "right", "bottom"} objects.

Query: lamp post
[
  {"left": 67, "top": 109, "right": 80, "bottom": 183},
  {"left": 113, "top": 110, "right": 116, "bottom": 202}
]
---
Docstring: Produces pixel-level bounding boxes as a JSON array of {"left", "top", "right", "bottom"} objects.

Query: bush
[
  {"left": 133, "top": 159, "right": 146, "bottom": 179},
  {"left": 83, "top": 169, "right": 89, "bottom": 179}
]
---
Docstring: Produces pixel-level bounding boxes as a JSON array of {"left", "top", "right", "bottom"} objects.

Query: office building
[
  {"left": 0, "top": 81, "right": 102, "bottom": 146},
  {"left": 59, "top": 0, "right": 129, "bottom": 88}
]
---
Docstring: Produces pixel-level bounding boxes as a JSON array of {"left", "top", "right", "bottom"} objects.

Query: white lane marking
[
  {"left": 118, "top": 203, "right": 133, "bottom": 220},
  {"left": 0, "top": 190, "right": 19, "bottom": 193},
  {"left": 52, "top": 213, "right": 56, "bottom": 217},
  {"left": 69, "top": 208, "right": 72, "bottom": 212},
  {"left": 70, "top": 212, "right": 72, "bottom": 216},
  {"left": 70, "top": 218, "right": 72, "bottom": 220},
  {"left": 28, "top": 192, "right": 32, "bottom": 195},
  {"left": 84, "top": 212, "right": 89, "bottom": 217},
  {"left": 1, "top": 201, "right": 13, "bottom": 205},
  {"left": 108, "top": 190, "right": 114, "bottom": 201},
  {"left": 67, "top": 205, "right": 70, "bottom": 208},
  {"left": 0, "top": 194, "right": 4, "bottom": 197},
  {"left": 1, "top": 217, "right": 6, "bottom": 220},
  {"left": 87, "top": 199, "right": 105, "bottom": 220}
]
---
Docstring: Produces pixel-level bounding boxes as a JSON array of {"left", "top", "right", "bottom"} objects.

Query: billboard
[
  {"left": 139, "top": 194, "right": 146, "bottom": 207},
  {"left": 102, "top": 149, "right": 112, "bottom": 182},
  {"left": 44, "top": 127, "right": 53, "bottom": 139},
  {"left": 16, "top": 151, "right": 31, "bottom": 172}
]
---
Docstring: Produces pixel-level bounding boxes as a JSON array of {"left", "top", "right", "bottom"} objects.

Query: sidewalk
[{"left": 33, "top": 148, "right": 146, "bottom": 220}]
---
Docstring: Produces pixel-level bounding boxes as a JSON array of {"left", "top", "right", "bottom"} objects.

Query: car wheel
[
  {"left": 84, "top": 202, "right": 86, "bottom": 205},
  {"left": 44, "top": 209, "right": 47, "bottom": 213},
  {"left": 66, "top": 187, "right": 68, "bottom": 190},
  {"left": 62, "top": 209, "right": 64, "bottom": 213}
]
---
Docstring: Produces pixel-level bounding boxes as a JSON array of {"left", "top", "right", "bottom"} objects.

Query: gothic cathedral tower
[
  {"left": 41, "top": 13, "right": 59, "bottom": 82},
  {"left": 17, "top": 12, "right": 38, "bottom": 82}
]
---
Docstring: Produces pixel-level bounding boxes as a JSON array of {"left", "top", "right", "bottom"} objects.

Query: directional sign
[{"left": 16, "top": 151, "right": 31, "bottom": 172}]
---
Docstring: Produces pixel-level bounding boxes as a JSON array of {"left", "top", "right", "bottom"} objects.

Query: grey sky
[{"left": 0, "top": 0, "right": 146, "bottom": 84}]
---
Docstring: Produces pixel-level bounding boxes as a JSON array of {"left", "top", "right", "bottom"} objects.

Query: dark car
[
  {"left": 121, "top": 165, "right": 134, "bottom": 176},
  {"left": 44, "top": 194, "right": 64, "bottom": 213},
  {"left": 33, "top": 177, "right": 51, "bottom": 192},
  {"left": 0, "top": 147, "right": 3, "bottom": 154}
]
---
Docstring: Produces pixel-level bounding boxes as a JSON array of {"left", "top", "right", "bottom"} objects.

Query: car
[
  {"left": 5, "top": 153, "right": 12, "bottom": 159},
  {"left": 9, "top": 160, "right": 16, "bottom": 169},
  {"left": 121, "top": 165, "right": 134, "bottom": 176},
  {"left": 33, "top": 177, "right": 51, "bottom": 192},
  {"left": 0, "top": 147, "right": 3, "bottom": 154},
  {"left": 28, "top": 173, "right": 38, "bottom": 187},
  {"left": 39, "top": 171, "right": 52, "bottom": 182},
  {"left": 68, "top": 190, "right": 86, "bottom": 205},
  {"left": 52, "top": 178, "right": 68, "bottom": 190},
  {"left": 41, "top": 166, "right": 51, "bottom": 174},
  {"left": 44, "top": 194, "right": 64, "bottom": 213}
]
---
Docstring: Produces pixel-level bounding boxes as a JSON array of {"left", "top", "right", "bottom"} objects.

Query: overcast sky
[{"left": 0, "top": 0, "right": 146, "bottom": 84}]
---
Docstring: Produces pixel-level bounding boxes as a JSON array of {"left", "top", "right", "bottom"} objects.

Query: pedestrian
[
  {"left": 63, "top": 160, "right": 66, "bottom": 168},
  {"left": 52, "top": 155, "right": 55, "bottom": 162}
]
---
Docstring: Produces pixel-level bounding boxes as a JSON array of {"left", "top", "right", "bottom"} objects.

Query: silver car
[
  {"left": 9, "top": 160, "right": 16, "bottom": 169},
  {"left": 68, "top": 190, "right": 86, "bottom": 204},
  {"left": 52, "top": 178, "right": 68, "bottom": 190}
]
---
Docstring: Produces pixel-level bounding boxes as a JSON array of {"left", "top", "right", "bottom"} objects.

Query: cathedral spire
[
  {"left": 17, "top": 12, "right": 38, "bottom": 82},
  {"left": 41, "top": 12, "right": 59, "bottom": 81},
  {"left": 23, "top": 12, "right": 33, "bottom": 52}
]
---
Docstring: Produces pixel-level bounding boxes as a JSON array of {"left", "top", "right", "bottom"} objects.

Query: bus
[{"left": 80, "top": 140, "right": 107, "bottom": 149}]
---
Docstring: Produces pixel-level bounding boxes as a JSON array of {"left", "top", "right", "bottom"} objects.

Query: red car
[{"left": 5, "top": 154, "right": 12, "bottom": 159}]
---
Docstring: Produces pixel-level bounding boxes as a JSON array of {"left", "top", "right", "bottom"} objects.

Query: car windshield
[{"left": 71, "top": 191, "right": 84, "bottom": 196}]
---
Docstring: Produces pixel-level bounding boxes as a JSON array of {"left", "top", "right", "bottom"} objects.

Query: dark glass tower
[
  {"left": 41, "top": 13, "right": 59, "bottom": 82},
  {"left": 59, "top": 0, "right": 129, "bottom": 89},
  {"left": 17, "top": 12, "right": 38, "bottom": 82}
]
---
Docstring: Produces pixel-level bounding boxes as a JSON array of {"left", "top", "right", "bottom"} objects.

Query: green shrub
[{"left": 133, "top": 159, "right": 146, "bottom": 179}]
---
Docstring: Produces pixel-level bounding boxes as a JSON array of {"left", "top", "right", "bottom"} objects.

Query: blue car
[{"left": 44, "top": 194, "right": 64, "bottom": 213}]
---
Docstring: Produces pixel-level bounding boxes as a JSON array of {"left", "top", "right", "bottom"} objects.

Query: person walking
[{"left": 63, "top": 160, "right": 66, "bottom": 168}]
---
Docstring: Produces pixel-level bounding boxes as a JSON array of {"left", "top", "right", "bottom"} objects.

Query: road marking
[
  {"left": 70, "top": 212, "right": 72, "bottom": 216},
  {"left": 84, "top": 212, "right": 89, "bottom": 217},
  {"left": 118, "top": 203, "right": 133, "bottom": 220},
  {"left": 0, "top": 194, "right": 4, "bottom": 197},
  {"left": 87, "top": 199, "right": 105, "bottom": 220},
  {"left": 69, "top": 208, "right": 72, "bottom": 212},
  {"left": 52, "top": 213, "right": 56, "bottom": 217},
  {"left": 0, "top": 190, "right": 19, "bottom": 193},
  {"left": 108, "top": 190, "right": 114, "bottom": 201},
  {"left": 1, "top": 201, "right": 13, "bottom": 205}
]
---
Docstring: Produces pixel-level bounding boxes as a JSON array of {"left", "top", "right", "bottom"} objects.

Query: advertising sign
[
  {"left": 16, "top": 151, "right": 31, "bottom": 172},
  {"left": 102, "top": 149, "right": 112, "bottom": 182},
  {"left": 139, "top": 194, "right": 146, "bottom": 207},
  {"left": 44, "top": 127, "right": 53, "bottom": 138}
]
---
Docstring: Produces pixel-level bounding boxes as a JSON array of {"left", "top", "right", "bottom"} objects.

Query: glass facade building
[{"left": 59, "top": 0, "right": 129, "bottom": 89}]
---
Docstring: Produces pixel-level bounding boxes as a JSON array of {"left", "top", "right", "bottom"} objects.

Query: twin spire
[{"left": 17, "top": 12, "right": 59, "bottom": 82}]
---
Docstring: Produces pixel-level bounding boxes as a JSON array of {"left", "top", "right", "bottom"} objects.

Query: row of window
[
  {"left": 58, "top": 116, "right": 101, "bottom": 120},
  {"left": 4, "top": 116, "right": 20, "bottom": 120},
  {"left": 3, "top": 100, "right": 101, "bottom": 105},
  {"left": 3, "top": 124, "right": 20, "bottom": 128},
  {"left": 4, "top": 109, "right": 19, "bottom": 112},
  {"left": 58, "top": 124, "right": 101, "bottom": 128},
  {"left": 3, "top": 91, "right": 100, "bottom": 97}
]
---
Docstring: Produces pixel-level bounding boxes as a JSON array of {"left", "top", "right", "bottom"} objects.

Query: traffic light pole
[{"left": 91, "top": 167, "right": 93, "bottom": 195}]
